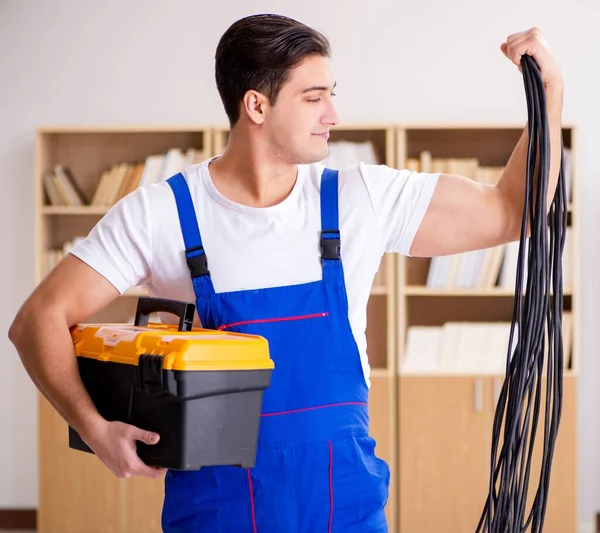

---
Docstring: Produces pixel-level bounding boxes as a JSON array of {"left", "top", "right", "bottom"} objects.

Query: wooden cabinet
[
  {"left": 370, "top": 374, "right": 397, "bottom": 529},
  {"left": 398, "top": 375, "right": 577, "bottom": 533},
  {"left": 35, "top": 125, "right": 212, "bottom": 533},
  {"left": 33, "top": 123, "right": 579, "bottom": 533},
  {"left": 38, "top": 396, "right": 164, "bottom": 533},
  {"left": 398, "top": 376, "right": 492, "bottom": 532},
  {"left": 395, "top": 124, "right": 579, "bottom": 533}
]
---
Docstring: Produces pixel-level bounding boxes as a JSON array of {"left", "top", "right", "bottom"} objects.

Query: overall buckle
[
  {"left": 186, "top": 245, "right": 210, "bottom": 277},
  {"left": 321, "top": 230, "right": 341, "bottom": 261}
]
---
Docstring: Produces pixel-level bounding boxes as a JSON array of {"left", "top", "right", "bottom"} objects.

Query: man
[{"left": 9, "top": 13, "right": 563, "bottom": 533}]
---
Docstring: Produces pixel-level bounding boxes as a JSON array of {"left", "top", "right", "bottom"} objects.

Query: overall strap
[
  {"left": 320, "top": 168, "right": 345, "bottom": 285},
  {"left": 166, "top": 173, "right": 216, "bottom": 299}
]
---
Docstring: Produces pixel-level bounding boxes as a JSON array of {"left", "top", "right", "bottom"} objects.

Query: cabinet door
[
  {"left": 122, "top": 476, "right": 165, "bottom": 532},
  {"left": 398, "top": 376, "right": 577, "bottom": 533},
  {"left": 467, "top": 375, "right": 577, "bottom": 533},
  {"left": 369, "top": 375, "right": 397, "bottom": 531},
  {"left": 520, "top": 375, "right": 577, "bottom": 533},
  {"left": 398, "top": 377, "right": 493, "bottom": 533},
  {"left": 39, "top": 395, "right": 164, "bottom": 533}
]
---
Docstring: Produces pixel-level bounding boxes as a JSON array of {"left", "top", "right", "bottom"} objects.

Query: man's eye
[{"left": 307, "top": 98, "right": 321, "bottom": 102}]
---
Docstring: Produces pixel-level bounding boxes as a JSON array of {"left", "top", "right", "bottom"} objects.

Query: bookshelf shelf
[
  {"left": 397, "top": 370, "right": 577, "bottom": 378},
  {"left": 42, "top": 206, "right": 109, "bottom": 215},
  {"left": 369, "top": 368, "right": 394, "bottom": 378},
  {"left": 404, "top": 286, "right": 574, "bottom": 297},
  {"left": 395, "top": 124, "right": 578, "bottom": 533},
  {"left": 36, "top": 124, "right": 213, "bottom": 134},
  {"left": 34, "top": 125, "right": 214, "bottom": 533},
  {"left": 370, "top": 284, "right": 388, "bottom": 295}
]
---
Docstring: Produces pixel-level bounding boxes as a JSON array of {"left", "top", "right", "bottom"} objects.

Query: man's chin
[{"left": 293, "top": 149, "right": 329, "bottom": 165}]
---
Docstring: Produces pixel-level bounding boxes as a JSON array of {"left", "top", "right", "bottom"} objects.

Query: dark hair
[{"left": 215, "top": 14, "right": 331, "bottom": 126}]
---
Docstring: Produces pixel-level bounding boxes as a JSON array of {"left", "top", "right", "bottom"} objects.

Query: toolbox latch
[{"left": 137, "top": 354, "right": 166, "bottom": 395}]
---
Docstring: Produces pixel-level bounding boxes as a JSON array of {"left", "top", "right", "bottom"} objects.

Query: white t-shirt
[{"left": 70, "top": 159, "right": 439, "bottom": 386}]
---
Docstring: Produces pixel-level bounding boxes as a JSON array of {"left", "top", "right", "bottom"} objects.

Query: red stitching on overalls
[
  {"left": 260, "top": 401, "right": 368, "bottom": 417},
  {"left": 247, "top": 468, "right": 258, "bottom": 533},
  {"left": 217, "top": 312, "right": 328, "bottom": 331},
  {"left": 329, "top": 440, "right": 334, "bottom": 532}
]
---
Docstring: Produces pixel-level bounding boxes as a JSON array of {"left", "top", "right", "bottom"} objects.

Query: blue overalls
[{"left": 161, "top": 168, "right": 390, "bottom": 532}]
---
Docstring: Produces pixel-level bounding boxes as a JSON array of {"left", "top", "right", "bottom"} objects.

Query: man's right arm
[{"left": 8, "top": 253, "right": 165, "bottom": 479}]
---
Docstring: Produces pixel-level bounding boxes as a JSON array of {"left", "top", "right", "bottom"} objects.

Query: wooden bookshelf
[
  {"left": 33, "top": 122, "right": 579, "bottom": 533},
  {"left": 395, "top": 124, "right": 578, "bottom": 533},
  {"left": 34, "top": 123, "right": 401, "bottom": 532},
  {"left": 34, "top": 125, "right": 212, "bottom": 533}
]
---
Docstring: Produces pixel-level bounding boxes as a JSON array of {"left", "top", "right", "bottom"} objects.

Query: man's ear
[{"left": 241, "top": 90, "right": 269, "bottom": 125}]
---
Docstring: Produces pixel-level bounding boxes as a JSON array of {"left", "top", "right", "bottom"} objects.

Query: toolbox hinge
[{"left": 137, "top": 354, "right": 166, "bottom": 395}]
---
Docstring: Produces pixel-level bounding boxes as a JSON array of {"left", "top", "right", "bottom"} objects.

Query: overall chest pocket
[
  {"left": 217, "top": 311, "right": 337, "bottom": 410},
  {"left": 217, "top": 311, "right": 329, "bottom": 331}
]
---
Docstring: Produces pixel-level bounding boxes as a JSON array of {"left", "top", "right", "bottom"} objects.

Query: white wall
[{"left": 1, "top": 0, "right": 598, "bottom": 528}]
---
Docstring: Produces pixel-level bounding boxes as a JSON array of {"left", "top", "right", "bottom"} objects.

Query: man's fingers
[
  {"left": 92, "top": 421, "right": 167, "bottom": 479},
  {"left": 132, "top": 427, "right": 160, "bottom": 445},
  {"left": 130, "top": 457, "right": 166, "bottom": 478},
  {"left": 124, "top": 427, "right": 165, "bottom": 477},
  {"left": 151, "top": 467, "right": 168, "bottom": 478}
]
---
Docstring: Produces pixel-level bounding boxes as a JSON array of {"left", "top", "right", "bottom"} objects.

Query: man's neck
[{"left": 208, "top": 133, "right": 298, "bottom": 209}]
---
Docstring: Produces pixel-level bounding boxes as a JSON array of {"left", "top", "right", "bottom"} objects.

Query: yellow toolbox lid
[{"left": 70, "top": 322, "right": 274, "bottom": 372}]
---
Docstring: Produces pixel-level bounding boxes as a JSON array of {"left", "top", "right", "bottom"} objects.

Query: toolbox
[{"left": 68, "top": 297, "right": 273, "bottom": 470}]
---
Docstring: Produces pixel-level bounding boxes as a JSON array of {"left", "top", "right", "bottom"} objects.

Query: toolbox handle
[{"left": 134, "top": 297, "right": 195, "bottom": 332}]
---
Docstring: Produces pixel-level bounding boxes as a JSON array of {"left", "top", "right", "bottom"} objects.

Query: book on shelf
[
  {"left": 43, "top": 147, "right": 208, "bottom": 208},
  {"left": 406, "top": 152, "right": 504, "bottom": 185},
  {"left": 424, "top": 227, "right": 573, "bottom": 291},
  {"left": 43, "top": 238, "right": 85, "bottom": 275},
  {"left": 409, "top": 151, "right": 574, "bottom": 291},
  {"left": 43, "top": 165, "right": 89, "bottom": 206},
  {"left": 401, "top": 312, "right": 573, "bottom": 374},
  {"left": 406, "top": 148, "right": 572, "bottom": 203}
]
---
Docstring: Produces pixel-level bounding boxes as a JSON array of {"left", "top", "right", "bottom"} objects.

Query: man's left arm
[{"left": 409, "top": 27, "right": 564, "bottom": 258}]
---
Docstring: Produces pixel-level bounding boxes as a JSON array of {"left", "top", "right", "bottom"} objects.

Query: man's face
[{"left": 264, "top": 54, "right": 340, "bottom": 165}]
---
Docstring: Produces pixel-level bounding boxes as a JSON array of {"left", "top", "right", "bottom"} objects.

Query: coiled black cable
[{"left": 475, "top": 54, "right": 568, "bottom": 533}]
